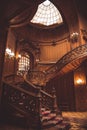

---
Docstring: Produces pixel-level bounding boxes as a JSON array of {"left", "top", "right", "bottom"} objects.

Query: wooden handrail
[
  {"left": 41, "top": 90, "right": 53, "bottom": 99},
  {"left": 3, "top": 73, "right": 58, "bottom": 113},
  {"left": 24, "top": 73, "right": 37, "bottom": 89},
  {"left": 46, "top": 43, "right": 87, "bottom": 74},
  {"left": 3, "top": 81, "right": 37, "bottom": 98}
]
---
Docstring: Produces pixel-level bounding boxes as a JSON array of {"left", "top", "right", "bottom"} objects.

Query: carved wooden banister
[
  {"left": 26, "top": 70, "right": 46, "bottom": 86},
  {"left": 2, "top": 81, "right": 39, "bottom": 113},
  {"left": 2, "top": 80, "right": 57, "bottom": 114},
  {"left": 3, "top": 74, "right": 24, "bottom": 86},
  {"left": 2, "top": 80, "right": 43, "bottom": 129},
  {"left": 3, "top": 74, "right": 39, "bottom": 94},
  {"left": 2, "top": 74, "right": 61, "bottom": 129},
  {"left": 24, "top": 72, "right": 57, "bottom": 110},
  {"left": 24, "top": 72, "right": 38, "bottom": 89},
  {"left": 24, "top": 72, "right": 59, "bottom": 112},
  {"left": 40, "top": 90, "right": 54, "bottom": 109},
  {"left": 41, "top": 90, "right": 53, "bottom": 98},
  {"left": 45, "top": 43, "right": 87, "bottom": 80}
]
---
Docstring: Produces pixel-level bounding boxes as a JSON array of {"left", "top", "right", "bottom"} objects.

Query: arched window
[
  {"left": 17, "top": 53, "right": 30, "bottom": 75},
  {"left": 31, "top": 0, "right": 63, "bottom": 26}
]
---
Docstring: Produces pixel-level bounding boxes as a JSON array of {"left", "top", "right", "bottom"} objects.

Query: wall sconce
[
  {"left": 81, "top": 29, "right": 87, "bottom": 42},
  {"left": 74, "top": 72, "right": 86, "bottom": 87},
  {"left": 75, "top": 77, "right": 86, "bottom": 87},
  {"left": 76, "top": 78, "right": 83, "bottom": 85},
  {"left": 18, "top": 54, "right": 21, "bottom": 59},
  {"left": 70, "top": 32, "right": 79, "bottom": 43},
  {"left": 5, "top": 48, "right": 15, "bottom": 58}
]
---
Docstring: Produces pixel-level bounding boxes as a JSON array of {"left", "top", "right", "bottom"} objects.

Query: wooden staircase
[
  {"left": 41, "top": 107, "right": 70, "bottom": 130},
  {"left": 1, "top": 74, "right": 71, "bottom": 130}
]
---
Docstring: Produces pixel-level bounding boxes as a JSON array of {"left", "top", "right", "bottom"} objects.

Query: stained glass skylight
[{"left": 30, "top": 0, "right": 63, "bottom": 26}]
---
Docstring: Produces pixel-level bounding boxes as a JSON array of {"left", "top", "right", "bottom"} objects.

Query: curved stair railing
[
  {"left": 26, "top": 44, "right": 87, "bottom": 84},
  {"left": 45, "top": 43, "right": 87, "bottom": 80},
  {"left": 2, "top": 74, "right": 64, "bottom": 129}
]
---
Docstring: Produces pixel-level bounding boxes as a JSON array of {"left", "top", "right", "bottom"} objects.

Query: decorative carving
[
  {"left": 40, "top": 90, "right": 54, "bottom": 109},
  {"left": 2, "top": 74, "right": 60, "bottom": 129},
  {"left": 2, "top": 74, "right": 57, "bottom": 113},
  {"left": 70, "top": 32, "right": 79, "bottom": 43},
  {"left": 46, "top": 44, "right": 87, "bottom": 77},
  {"left": 27, "top": 70, "right": 46, "bottom": 86},
  {"left": 3, "top": 83, "right": 37, "bottom": 113},
  {"left": 81, "top": 29, "right": 87, "bottom": 41}
]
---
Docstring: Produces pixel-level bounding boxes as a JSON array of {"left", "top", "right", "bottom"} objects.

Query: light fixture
[
  {"left": 5, "top": 48, "right": 15, "bottom": 58},
  {"left": 75, "top": 76, "right": 86, "bottom": 87},
  {"left": 18, "top": 54, "right": 21, "bottom": 59},
  {"left": 70, "top": 32, "right": 79, "bottom": 43},
  {"left": 81, "top": 29, "right": 87, "bottom": 41},
  {"left": 76, "top": 78, "right": 83, "bottom": 85},
  {"left": 74, "top": 69, "right": 86, "bottom": 87}
]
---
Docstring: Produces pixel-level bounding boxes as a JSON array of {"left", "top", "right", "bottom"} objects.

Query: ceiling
[
  {"left": 1, "top": 0, "right": 79, "bottom": 43},
  {"left": 1, "top": 0, "right": 87, "bottom": 44}
]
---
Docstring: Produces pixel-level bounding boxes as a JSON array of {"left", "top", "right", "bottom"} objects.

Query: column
[{"left": 0, "top": 25, "right": 8, "bottom": 100}]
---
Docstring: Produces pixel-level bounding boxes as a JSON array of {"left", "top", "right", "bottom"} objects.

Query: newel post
[
  {"left": 52, "top": 87, "right": 62, "bottom": 115},
  {"left": 36, "top": 87, "right": 42, "bottom": 129},
  {"left": 36, "top": 87, "right": 42, "bottom": 114}
]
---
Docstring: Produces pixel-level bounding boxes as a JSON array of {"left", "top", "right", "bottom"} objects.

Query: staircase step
[
  {"left": 42, "top": 116, "right": 51, "bottom": 122},
  {"left": 41, "top": 108, "right": 46, "bottom": 112},
  {"left": 55, "top": 121, "right": 71, "bottom": 130},
  {"left": 42, "top": 118, "right": 63, "bottom": 129},
  {"left": 55, "top": 116, "right": 63, "bottom": 121},
  {"left": 42, "top": 110, "right": 51, "bottom": 115},
  {"left": 48, "top": 113, "right": 56, "bottom": 117}
]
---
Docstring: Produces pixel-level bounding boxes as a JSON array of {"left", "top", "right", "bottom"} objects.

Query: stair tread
[
  {"left": 42, "top": 118, "right": 62, "bottom": 126},
  {"left": 41, "top": 108, "right": 46, "bottom": 111},
  {"left": 48, "top": 113, "right": 56, "bottom": 117},
  {"left": 55, "top": 116, "right": 63, "bottom": 120},
  {"left": 55, "top": 121, "right": 71, "bottom": 129},
  {"left": 42, "top": 110, "right": 51, "bottom": 115}
]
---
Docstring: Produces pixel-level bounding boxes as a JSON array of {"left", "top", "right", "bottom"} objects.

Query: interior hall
[{"left": 0, "top": 0, "right": 87, "bottom": 129}]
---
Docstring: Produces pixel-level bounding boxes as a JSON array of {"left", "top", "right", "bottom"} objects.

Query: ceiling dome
[{"left": 30, "top": 0, "right": 63, "bottom": 26}]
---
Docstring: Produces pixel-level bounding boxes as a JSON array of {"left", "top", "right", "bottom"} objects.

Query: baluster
[
  {"left": 36, "top": 87, "right": 42, "bottom": 129},
  {"left": 36, "top": 87, "right": 41, "bottom": 113},
  {"left": 52, "top": 87, "right": 62, "bottom": 115}
]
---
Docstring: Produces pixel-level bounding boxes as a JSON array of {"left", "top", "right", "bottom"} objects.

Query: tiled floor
[
  {"left": 62, "top": 112, "right": 87, "bottom": 130},
  {"left": 0, "top": 112, "right": 87, "bottom": 130}
]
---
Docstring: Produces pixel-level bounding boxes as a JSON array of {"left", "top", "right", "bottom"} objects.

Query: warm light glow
[
  {"left": 31, "top": 0, "right": 63, "bottom": 26},
  {"left": 71, "top": 32, "right": 79, "bottom": 38},
  {"left": 18, "top": 54, "right": 21, "bottom": 58},
  {"left": 76, "top": 78, "right": 83, "bottom": 85},
  {"left": 6, "top": 48, "right": 11, "bottom": 54},
  {"left": 5, "top": 48, "right": 15, "bottom": 58},
  {"left": 70, "top": 32, "right": 79, "bottom": 43}
]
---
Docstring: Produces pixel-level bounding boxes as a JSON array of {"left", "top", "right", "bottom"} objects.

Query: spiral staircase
[{"left": 1, "top": 44, "right": 87, "bottom": 129}]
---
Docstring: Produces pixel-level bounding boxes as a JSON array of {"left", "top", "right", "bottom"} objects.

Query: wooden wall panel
[
  {"left": 3, "top": 28, "right": 16, "bottom": 76},
  {"left": 40, "top": 40, "right": 70, "bottom": 62},
  {"left": 46, "top": 71, "right": 76, "bottom": 111},
  {"left": 74, "top": 61, "right": 87, "bottom": 111}
]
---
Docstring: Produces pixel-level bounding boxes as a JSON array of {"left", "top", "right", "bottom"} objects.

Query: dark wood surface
[{"left": 0, "top": 112, "right": 87, "bottom": 130}]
